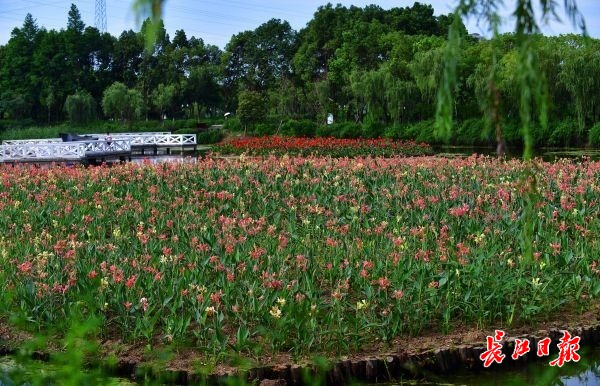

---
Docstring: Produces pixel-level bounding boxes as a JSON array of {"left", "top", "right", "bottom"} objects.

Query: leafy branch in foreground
[{"left": 132, "top": 0, "right": 166, "bottom": 52}]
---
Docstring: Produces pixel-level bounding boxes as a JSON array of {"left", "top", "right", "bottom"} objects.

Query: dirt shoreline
[{"left": 1, "top": 301, "right": 599, "bottom": 385}]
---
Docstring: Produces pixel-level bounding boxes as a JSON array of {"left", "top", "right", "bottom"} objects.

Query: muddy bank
[{"left": 1, "top": 306, "right": 600, "bottom": 385}]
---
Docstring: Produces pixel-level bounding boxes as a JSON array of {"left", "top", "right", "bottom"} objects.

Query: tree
[
  {"left": 559, "top": 36, "right": 600, "bottom": 131},
  {"left": 67, "top": 4, "right": 85, "bottom": 33},
  {"left": 437, "top": 0, "right": 586, "bottom": 160},
  {"left": 223, "top": 19, "right": 296, "bottom": 91},
  {"left": 237, "top": 90, "right": 267, "bottom": 132},
  {"left": 113, "top": 30, "right": 144, "bottom": 87},
  {"left": 151, "top": 83, "right": 176, "bottom": 123},
  {"left": 0, "top": 91, "right": 30, "bottom": 120},
  {"left": 102, "top": 82, "right": 144, "bottom": 121},
  {"left": 0, "top": 14, "right": 44, "bottom": 120},
  {"left": 64, "top": 90, "right": 95, "bottom": 125}
]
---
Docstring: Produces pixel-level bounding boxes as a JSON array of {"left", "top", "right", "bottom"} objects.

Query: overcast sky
[{"left": 1, "top": 0, "right": 598, "bottom": 48}]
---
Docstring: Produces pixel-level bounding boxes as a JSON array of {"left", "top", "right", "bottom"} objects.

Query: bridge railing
[
  {"left": 2, "top": 138, "right": 63, "bottom": 145},
  {"left": 2, "top": 132, "right": 172, "bottom": 145},
  {"left": 0, "top": 142, "right": 85, "bottom": 161},
  {"left": 2, "top": 133, "right": 194, "bottom": 148},
  {"left": 0, "top": 134, "right": 195, "bottom": 162},
  {"left": 90, "top": 132, "right": 172, "bottom": 138},
  {"left": 125, "top": 134, "right": 196, "bottom": 146},
  {"left": 0, "top": 139, "right": 132, "bottom": 162},
  {"left": 82, "top": 139, "right": 132, "bottom": 154}
]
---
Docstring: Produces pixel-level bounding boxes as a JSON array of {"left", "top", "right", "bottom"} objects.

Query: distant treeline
[{"left": 1, "top": 3, "right": 600, "bottom": 146}]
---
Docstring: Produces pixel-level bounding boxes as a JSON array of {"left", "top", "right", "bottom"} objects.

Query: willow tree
[
  {"left": 437, "top": 0, "right": 586, "bottom": 266},
  {"left": 437, "top": 0, "right": 586, "bottom": 160},
  {"left": 559, "top": 36, "right": 600, "bottom": 132}
]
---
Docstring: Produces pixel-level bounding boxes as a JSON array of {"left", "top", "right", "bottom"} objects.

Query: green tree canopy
[
  {"left": 237, "top": 90, "right": 267, "bottom": 131},
  {"left": 102, "top": 81, "right": 144, "bottom": 122},
  {"left": 64, "top": 90, "right": 95, "bottom": 125}
]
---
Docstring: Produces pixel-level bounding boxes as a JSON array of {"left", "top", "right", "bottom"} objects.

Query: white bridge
[{"left": 0, "top": 132, "right": 197, "bottom": 163}]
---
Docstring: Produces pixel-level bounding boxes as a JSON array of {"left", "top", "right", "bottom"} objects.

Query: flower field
[
  {"left": 213, "top": 136, "right": 433, "bottom": 157},
  {"left": 0, "top": 156, "right": 599, "bottom": 361}
]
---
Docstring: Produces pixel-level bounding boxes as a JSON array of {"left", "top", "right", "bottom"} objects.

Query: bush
[
  {"left": 196, "top": 130, "right": 225, "bottom": 144},
  {"left": 383, "top": 125, "right": 407, "bottom": 140},
  {"left": 456, "top": 118, "right": 486, "bottom": 145},
  {"left": 280, "top": 119, "right": 318, "bottom": 137},
  {"left": 0, "top": 119, "right": 36, "bottom": 131},
  {"left": 223, "top": 117, "right": 242, "bottom": 132},
  {"left": 341, "top": 122, "right": 363, "bottom": 138},
  {"left": 254, "top": 123, "right": 277, "bottom": 136},
  {"left": 361, "top": 121, "right": 385, "bottom": 139},
  {"left": 315, "top": 124, "right": 330, "bottom": 138},
  {"left": 402, "top": 120, "right": 435, "bottom": 144},
  {"left": 501, "top": 121, "right": 522, "bottom": 145},
  {"left": 168, "top": 119, "right": 198, "bottom": 130},
  {"left": 589, "top": 123, "right": 600, "bottom": 146},
  {"left": 548, "top": 120, "right": 578, "bottom": 147}
]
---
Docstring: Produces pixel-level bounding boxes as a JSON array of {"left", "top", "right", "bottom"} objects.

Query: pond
[
  {"left": 0, "top": 356, "right": 134, "bottom": 385},
  {"left": 382, "top": 346, "right": 600, "bottom": 386},
  {"left": 433, "top": 145, "right": 600, "bottom": 161},
  {"left": 2, "top": 347, "right": 599, "bottom": 385}
]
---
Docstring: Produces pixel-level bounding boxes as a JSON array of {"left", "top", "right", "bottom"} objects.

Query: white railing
[
  {"left": 0, "top": 142, "right": 85, "bottom": 161},
  {"left": 0, "top": 140, "right": 132, "bottom": 162},
  {"left": 83, "top": 139, "right": 132, "bottom": 154},
  {"left": 110, "top": 134, "right": 196, "bottom": 146},
  {"left": 3, "top": 138, "right": 63, "bottom": 145},
  {"left": 2, "top": 133, "right": 194, "bottom": 147},
  {"left": 2, "top": 133, "right": 172, "bottom": 145},
  {"left": 0, "top": 133, "right": 195, "bottom": 162},
  {"left": 90, "top": 132, "right": 171, "bottom": 137}
]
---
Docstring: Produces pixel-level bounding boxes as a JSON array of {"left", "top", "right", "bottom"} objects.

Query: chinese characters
[{"left": 480, "top": 330, "right": 581, "bottom": 367}]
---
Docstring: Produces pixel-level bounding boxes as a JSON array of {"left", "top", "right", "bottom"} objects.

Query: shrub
[
  {"left": 501, "top": 121, "right": 522, "bottom": 145},
  {"left": 361, "top": 121, "right": 385, "bottom": 139},
  {"left": 254, "top": 123, "right": 277, "bottom": 136},
  {"left": 383, "top": 125, "right": 407, "bottom": 140},
  {"left": 170, "top": 119, "right": 198, "bottom": 130},
  {"left": 589, "top": 123, "right": 600, "bottom": 146},
  {"left": 548, "top": 120, "right": 578, "bottom": 147},
  {"left": 280, "top": 119, "right": 318, "bottom": 137},
  {"left": 223, "top": 117, "right": 242, "bottom": 132},
  {"left": 456, "top": 118, "right": 486, "bottom": 145},
  {"left": 196, "top": 130, "right": 225, "bottom": 144},
  {"left": 404, "top": 120, "right": 435, "bottom": 144}
]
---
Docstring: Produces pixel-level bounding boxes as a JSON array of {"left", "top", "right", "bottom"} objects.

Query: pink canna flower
[
  {"left": 140, "top": 297, "right": 149, "bottom": 312},
  {"left": 125, "top": 275, "right": 137, "bottom": 289},
  {"left": 377, "top": 277, "right": 391, "bottom": 290}
]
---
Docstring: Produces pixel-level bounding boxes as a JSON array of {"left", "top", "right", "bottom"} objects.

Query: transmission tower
[{"left": 95, "top": 0, "right": 107, "bottom": 33}]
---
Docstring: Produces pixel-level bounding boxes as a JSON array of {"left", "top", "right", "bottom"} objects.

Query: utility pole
[{"left": 95, "top": 0, "right": 107, "bottom": 33}]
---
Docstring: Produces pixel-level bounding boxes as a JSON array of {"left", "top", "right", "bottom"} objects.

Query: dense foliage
[
  {"left": 1, "top": 3, "right": 599, "bottom": 147},
  {"left": 1, "top": 157, "right": 598, "bottom": 358}
]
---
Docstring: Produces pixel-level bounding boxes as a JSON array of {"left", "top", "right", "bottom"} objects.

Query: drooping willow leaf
[{"left": 132, "top": 0, "right": 166, "bottom": 52}]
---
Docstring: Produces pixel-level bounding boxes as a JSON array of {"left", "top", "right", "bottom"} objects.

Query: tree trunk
[{"left": 489, "top": 79, "right": 507, "bottom": 156}]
